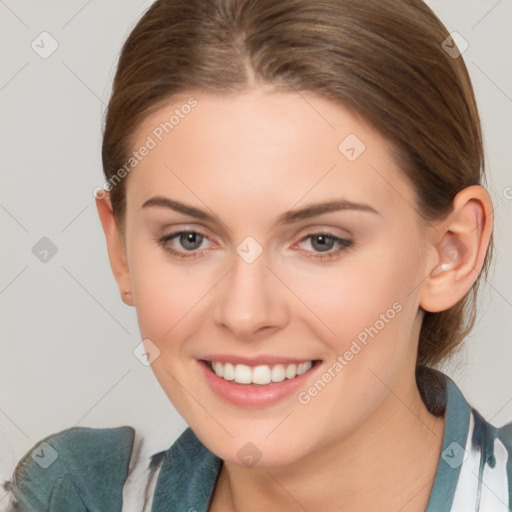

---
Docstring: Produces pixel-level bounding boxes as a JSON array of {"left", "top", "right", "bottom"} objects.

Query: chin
[{"left": 194, "top": 421, "right": 319, "bottom": 468}]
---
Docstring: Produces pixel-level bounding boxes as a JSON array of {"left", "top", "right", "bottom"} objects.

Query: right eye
[{"left": 157, "top": 230, "right": 213, "bottom": 260}]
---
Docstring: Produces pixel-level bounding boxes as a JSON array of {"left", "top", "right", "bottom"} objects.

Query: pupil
[
  {"left": 313, "top": 235, "right": 333, "bottom": 252},
  {"left": 181, "top": 232, "right": 202, "bottom": 250}
]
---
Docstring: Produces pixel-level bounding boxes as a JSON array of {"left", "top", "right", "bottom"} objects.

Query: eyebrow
[{"left": 141, "top": 196, "right": 380, "bottom": 224}]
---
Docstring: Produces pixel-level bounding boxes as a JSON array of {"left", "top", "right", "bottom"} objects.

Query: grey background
[{"left": 1, "top": 0, "right": 511, "bottom": 496}]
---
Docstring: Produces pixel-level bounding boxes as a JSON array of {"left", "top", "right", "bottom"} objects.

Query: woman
[{"left": 3, "top": 0, "right": 511, "bottom": 510}]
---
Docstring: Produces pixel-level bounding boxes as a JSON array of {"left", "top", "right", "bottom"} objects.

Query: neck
[{"left": 211, "top": 373, "right": 446, "bottom": 512}]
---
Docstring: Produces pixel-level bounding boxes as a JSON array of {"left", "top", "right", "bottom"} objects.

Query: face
[{"left": 118, "top": 88, "right": 436, "bottom": 466}]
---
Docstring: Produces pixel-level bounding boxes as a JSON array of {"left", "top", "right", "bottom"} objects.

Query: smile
[{"left": 207, "top": 360, "right": 314, "bottom": 385}]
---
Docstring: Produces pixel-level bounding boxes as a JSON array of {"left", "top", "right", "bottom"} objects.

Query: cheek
[
  {"left": 127, "top": 241, "right": 204, "bottom": 347},
  {"left": 283, "top": 241, "right": 422, "bottom": 431},
  {"left": 287, "top": 236, "right": 422, "bottom": 347},
  {"left": 127, "top": 248, "right": 215, "bottom": 413}
]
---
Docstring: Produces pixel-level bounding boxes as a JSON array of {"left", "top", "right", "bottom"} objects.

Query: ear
[
  {"left": 420, "top": 185, "right": 493, "bottom": 313},
  {"left": 95, "top": 191, "right": 134, "bottom": 307}
]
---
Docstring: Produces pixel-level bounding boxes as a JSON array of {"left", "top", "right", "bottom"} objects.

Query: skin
[{"left": 96, "top": 87, "right": 493, "bottom": 511}]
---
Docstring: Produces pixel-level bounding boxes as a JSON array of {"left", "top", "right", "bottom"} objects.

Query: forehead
[{"left": 126, "top": 89, "right": 414, "bottom": 216}]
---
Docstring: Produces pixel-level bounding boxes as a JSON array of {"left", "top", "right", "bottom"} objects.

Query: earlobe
[
  {"left": 420, "top": 185, "right": 493, "bottom": 313},
  {"left": 95, "top": 192, "right": 134, "bottom": 307}
]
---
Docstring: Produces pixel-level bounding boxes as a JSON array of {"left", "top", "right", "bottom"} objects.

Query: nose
[{"left": 213, "top": 251, "right": 289, "bottom": 341}]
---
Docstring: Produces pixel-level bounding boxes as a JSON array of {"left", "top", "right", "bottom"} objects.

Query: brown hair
[{"left": 101, "top": 0, "right": 493, "bottom": 373}]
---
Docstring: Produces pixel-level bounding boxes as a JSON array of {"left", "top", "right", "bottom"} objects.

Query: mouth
[
  {"left": 198, "top": 357, "right": 323, "bottom": 407},
  {"left": 201, "top": 359, "right": 321, "bottom": 385}
]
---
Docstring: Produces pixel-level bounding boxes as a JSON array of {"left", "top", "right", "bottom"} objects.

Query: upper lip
[{"left": 200, "top": 354, "right": 319, "bottom": 366}]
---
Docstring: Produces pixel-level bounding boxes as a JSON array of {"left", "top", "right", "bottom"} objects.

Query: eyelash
[{"left": 156, "top": 230, "right": 353, "bottom": 262}]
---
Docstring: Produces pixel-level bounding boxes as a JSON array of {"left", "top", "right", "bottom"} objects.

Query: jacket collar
[{"left": 151, "top": 427, "right": 222, "bottom": 512}]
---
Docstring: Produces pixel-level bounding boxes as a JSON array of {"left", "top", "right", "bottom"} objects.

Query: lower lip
[{"left": 198, "top": 360, "right": 321, "bottom": 407}]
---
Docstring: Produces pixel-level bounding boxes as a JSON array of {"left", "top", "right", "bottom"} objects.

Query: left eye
[{"left": 294, "top": 232, "right": 353, "bottom": 261}]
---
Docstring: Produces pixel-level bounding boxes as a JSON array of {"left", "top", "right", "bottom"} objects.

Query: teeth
[
  {"left": 297, "top": 362, "right": 311, "bottom": 376},
  {"left": 210, "top": 360, "right": 313, "bottom": 385},
  {"left": 235, "top": 364, "right": 252, "bottom": 384},
  {"left": 285, "top": 364, "right": 297, "bottom": 379},
  {"left": 253, "top": 365, "right": 271, "bottom": 385},
  {"left": 270, "top": 364, "right": 285, "bottom": 383},
  {"left": 223, "top": 362, "right": 235, "bottom": 381},
  {"left": 212, "top": 361, "right": 223, "bottom": 378}
]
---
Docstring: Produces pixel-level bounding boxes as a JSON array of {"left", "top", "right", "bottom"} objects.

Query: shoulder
[
  {"left": 2, "top": 425, "right": 135, "bottom": 512},
  {"left": 464, "top": 408, "right": 512, "bottom": 510},
  {"left": 441, "top": 374, "right": 512, "bottom": 510}
]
